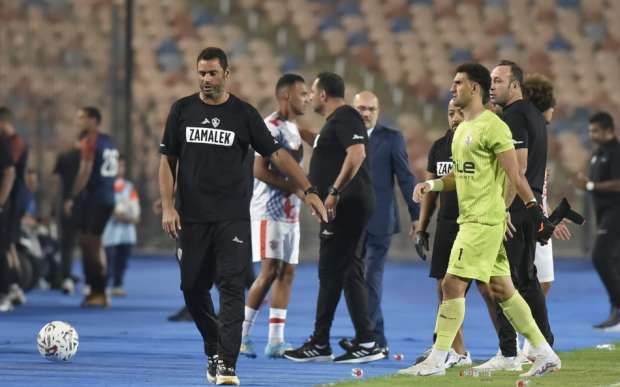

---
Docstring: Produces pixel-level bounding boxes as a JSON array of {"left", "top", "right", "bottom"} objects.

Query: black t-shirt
[
  {"left": 53, "top": 148, "right": 81, "bottom": 201},
  {"left": 308, "top": 105, "right": 373, "bottom": 200},
  {"left": 160, "top": 93, "right": 281, "bottom": 223},
  {"left": 590, "top": 137, "right": 620, "bottom": 214},
  {"left": 502, "top": 99, "right": 547, "bottom": 212},
  {"left": 0, "top": 137, "right": 13, "bottom": 214},
  {"left": 427, "top": 129, "right": 459, "bottom": 221}
]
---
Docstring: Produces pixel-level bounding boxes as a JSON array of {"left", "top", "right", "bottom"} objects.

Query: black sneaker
[
  {"left": 593, "top": 306, "right": 620, "bottom": 329},
  {"left": 340, "top": 338, "right": 389, "bottom": 357},
  {"left": 206, "top": 355, "right": 217, "bottom": 384},
  {"left": 283, "top": 337, "right": 334, "bottom": 362},
  {"left": 167, "top": 306, "right": 193, "bottom": 322},
  {"left": 215, "top": 359, "right": 239, "bottom": 386},
  {"left": 334, "top": 342, "right": 386, "bottom": 363}
]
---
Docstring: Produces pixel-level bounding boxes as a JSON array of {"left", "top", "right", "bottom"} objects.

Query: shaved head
[{"left": 353, "top": 91, "right": 380, "bottom": 129}]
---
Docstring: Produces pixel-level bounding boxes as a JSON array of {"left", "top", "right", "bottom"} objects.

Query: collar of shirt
[{"left": 367, "top": 126, "right": 375, "bottom": 137}]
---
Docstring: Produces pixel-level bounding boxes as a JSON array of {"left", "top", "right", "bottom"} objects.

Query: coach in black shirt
[
  {"left": 284, "top": 72, "right": 384, "bottom": 364},
  {"left": 483, "top": 60, "right": 553, "bottom": 367},
  {"left": 159, "top": 47, "right": 326, "bottom": 385},
  {"left": 573, "top": 112, "right": 620, "bottom": 329}
]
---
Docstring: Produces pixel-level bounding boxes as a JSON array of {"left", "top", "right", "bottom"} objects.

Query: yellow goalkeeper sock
[
  {"left": 499, "top": 291, "right": 546, "bottom": 347},
  {"left": 434, "top": 298, "right": 465, "bottom": 351}
]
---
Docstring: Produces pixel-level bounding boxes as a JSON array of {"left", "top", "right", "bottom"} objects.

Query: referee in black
[
  {"left": 159, "top": 47, "right": 326, "bottom": 385},
  {"left": 482, "top": 60, "right": 553, "bottom": 368},
  {"left": 0, "top": 134, "right": 15, "bottom": 312},
  {"left": 284, "top": 72, "right": 384, "bottom": 364},
  {"left": 572, "top": 112, "right": 620, "bottom": 330}
]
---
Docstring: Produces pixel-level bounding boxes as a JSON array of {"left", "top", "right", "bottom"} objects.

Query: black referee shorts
[
  {"left": 0, "top": 207, "right": 10, "bottom": 252},
  {"left": 76, "top": 197, "right": 114, "bottom": 236},
  {"left": 429, "top": 219, "right": 459, "bottom": 279},
  {"left": 176, "top": 220, "right": 251, "bottom": 292},
  {"left": 504, "top": 210, "right": 537, "bottom": 283}
]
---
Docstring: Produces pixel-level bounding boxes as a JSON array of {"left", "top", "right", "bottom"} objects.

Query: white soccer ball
[{"left": 37, "top": 321, "right": 79, "bottom": 361}]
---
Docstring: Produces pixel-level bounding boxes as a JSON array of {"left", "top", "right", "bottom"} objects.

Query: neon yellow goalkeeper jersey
[{"left": 451, "top": 110, "right": 514, "bottom": 225}]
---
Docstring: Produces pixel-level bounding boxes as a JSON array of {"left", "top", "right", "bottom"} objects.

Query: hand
[
  {"left": 552, "top": 219, "right": 572, "bottom": 240},
  {"left": 526, "top": 202, "right": 555, "bottom": 245},
  {"left": 63, "top": 199, "right": 74, "bottom": 216},
  {"left": 412, "top": 182, "right": 432, "bottom": 203},
  {"left": 162, "top": 205, "right": 181, "bottom": 239},
  {"left": 505, "top": 211, "right": 516, "bottom": 240},
  {"left": 305, "top": 193, "right": 328, "bottom": 222},
  {"left": 324, "top": 194, "right": 339, "bottom": 222},
  {"left": 414, "top": 231, "right": 430, "bottom": 261},
  {"left": 571, "top": 172, "right": 588, "bottom": 190}
]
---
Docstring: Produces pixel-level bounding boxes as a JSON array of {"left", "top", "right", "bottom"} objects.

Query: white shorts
[
  {"left": 534, "top": 239, "right": 554, "bottom": 283},
  {"left": 251, "top": 219, "right": 300, "bottom": 264}
]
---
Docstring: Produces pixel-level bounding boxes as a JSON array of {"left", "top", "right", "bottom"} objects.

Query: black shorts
[
  {"left": 77, "top": 197, "right": 114, "bottom": 236},
  {"left": 0, "top": 207, "right": 10, "bottom": 252},
  {"left": 504, "top": 210, "right": 537, "bottom": 284},
  {"left": 176, "top": 220, "right": 251, "bottom": 291},
  {"left": 429, "top": 219, "right": 459, "bottom": 279}
]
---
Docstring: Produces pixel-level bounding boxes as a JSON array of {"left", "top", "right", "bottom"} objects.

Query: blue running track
[{"left": 1, "top": 256, "right": 618, "bottom": 386}]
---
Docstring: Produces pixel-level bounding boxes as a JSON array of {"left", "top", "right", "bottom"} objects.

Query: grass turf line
[{"left": 331, "top": 343, "right": 620, "bottom": 387}]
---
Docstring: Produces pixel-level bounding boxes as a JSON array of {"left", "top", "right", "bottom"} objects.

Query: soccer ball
[{"left": 37, "top": 321, "right": 79, "bottom": 361}]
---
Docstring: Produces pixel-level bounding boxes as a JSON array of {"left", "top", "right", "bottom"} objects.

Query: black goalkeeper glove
[
  {"left": 526, "top": 201, "right": 555, "bottom": 245},
  {"left": 415, "top": 231, "right": 430, "bottom": 261}
]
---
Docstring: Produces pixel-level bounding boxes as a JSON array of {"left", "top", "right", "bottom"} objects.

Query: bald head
[{"left": 353, "top": 91, "right": 379, "bottom": 129}]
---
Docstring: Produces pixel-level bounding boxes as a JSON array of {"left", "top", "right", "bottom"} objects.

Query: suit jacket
[{"left": 366, "top": 124, "right": 419, "bottom": 236}]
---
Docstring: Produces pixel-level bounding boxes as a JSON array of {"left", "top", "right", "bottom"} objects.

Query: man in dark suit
[{"left": 342, "top": 91, "right": 419, "bottom": 355}]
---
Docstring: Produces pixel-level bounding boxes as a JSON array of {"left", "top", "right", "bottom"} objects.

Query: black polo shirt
[
  {"left": 160, "top": 93, "right": 281, "bottom": 223},
  {"left": 427, "top": 129, "right": 459, "bottom": 221},
  {"left": 502, "top": 99, "right": 547, "bottom": 211},
  {"left": 590, "top": 137, "right": 620, "bottom": 214},
  {"left": 308, "top": 105, "right": 373, "bottom": 200}
]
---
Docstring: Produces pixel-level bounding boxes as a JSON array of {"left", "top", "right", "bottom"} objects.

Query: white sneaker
[
  {"left": 474, "top": 349, "right": 522, "bottom": 371},
  {"left": 520, "top": 347, "right": 561, "bottom": 377},
  {"left": 0, "top": 294, "right": 14, "bottom": 312},
  {"left": 9, "top": 284, "right": 26, "bottom": 306},
  {"left": 398, "top": 350, "right": 446, "bottom": 376},
  {"left": 81, "top": 284, "right": 90, "bottom": 296},
  {"left": 604, "top": 321, "right": 620, "bottom": 332},
  {"left": 61, "top": 278, "right": 75, "bottom": 295},
  {"left": 445, "top": 349, "right": 472, "bottom": 368}
]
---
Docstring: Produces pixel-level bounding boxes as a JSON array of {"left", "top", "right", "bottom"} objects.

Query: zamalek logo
[
  {"left": 212, "top": 117, "right": 220, "bottom": 128},
  {"left": 464, "top": 133, "right": 473, "bottom": 146}
]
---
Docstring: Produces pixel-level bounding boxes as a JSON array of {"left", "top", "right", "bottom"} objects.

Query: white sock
[
  {"left": 522, "top": 338, "right": 531, "bottom": 356},
  {"left": 268, "top": 308, "right": 286, "bottom": 345},
  {"left": 533, "top": 341, "right": 553, "bottom": 356},
  {"left": 242, "top": 306, "right": 259, "bottom": 337}
]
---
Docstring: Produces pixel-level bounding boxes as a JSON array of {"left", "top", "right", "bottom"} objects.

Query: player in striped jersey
[{"left": 241, "top": 74, "right": 308, "bottom": 358}]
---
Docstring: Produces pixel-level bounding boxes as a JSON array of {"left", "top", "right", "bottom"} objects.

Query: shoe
[
  {"left": 61, "top": 278, "right": 75, "bottom": 295},
  {"left": 110, "top": 287, "right": 127, "bottom": 297},
  {"left": 414, "top": 346, "right": 432, "bottom": 365},
  {"left": 519, "top": 347, "right": 561, "bottom": 377},
  {"left": 283, "top": 337, "right": 334, "bottom": 362},
  {"left": 81, "top": 291, "right": 110, "bottom": 308},
  {"left": 397, "top": 350, "right": 446, "bottom": 376},
  {"left": 240, "top": 336, "right": 257, "bottom": 358},
  {"left": 81, "top": 284, "right": 91, "bottom": 296},
  {"left": 0, "top": 294, "right": 14, "bottom": 312},
  {"left": 334, "top": 341, "right": 386, "bottom": 364},
  {"left": 445, "top": 349, "right": 472, "bottom": 368},
  {"left": 168, "top": 306, "right": 193, "bottom": 322},
  {"left": 9, "top": 284, "right": 26, "bottom": 306},
  {"left": 215, "top": 359, "right": 240, "bottom": 385},
  {"left": 339, "top": 338, "right": 389, "bottom": 358},
  {"left": 473, "top": 349, "right": 522, "bottom": 371},
  {"left": 206, "top": 355, "right": 218, "bottom": 384},
  {"left": 593, "top": 306, "right": 620, "bottom": 329},
  {"left": 264, "top": 342, "right": 293, "bottom": 358}
]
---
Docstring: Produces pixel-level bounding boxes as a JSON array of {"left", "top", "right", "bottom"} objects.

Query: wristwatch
[
  {"left": 327, "top": 186, "right": 340, "bottom": 197},
  {"left": 585, "top": 181, "right": 595, "bottom": 191},
  {"left": 304, "top": 186, "right": 319, "bottom": 197}
]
